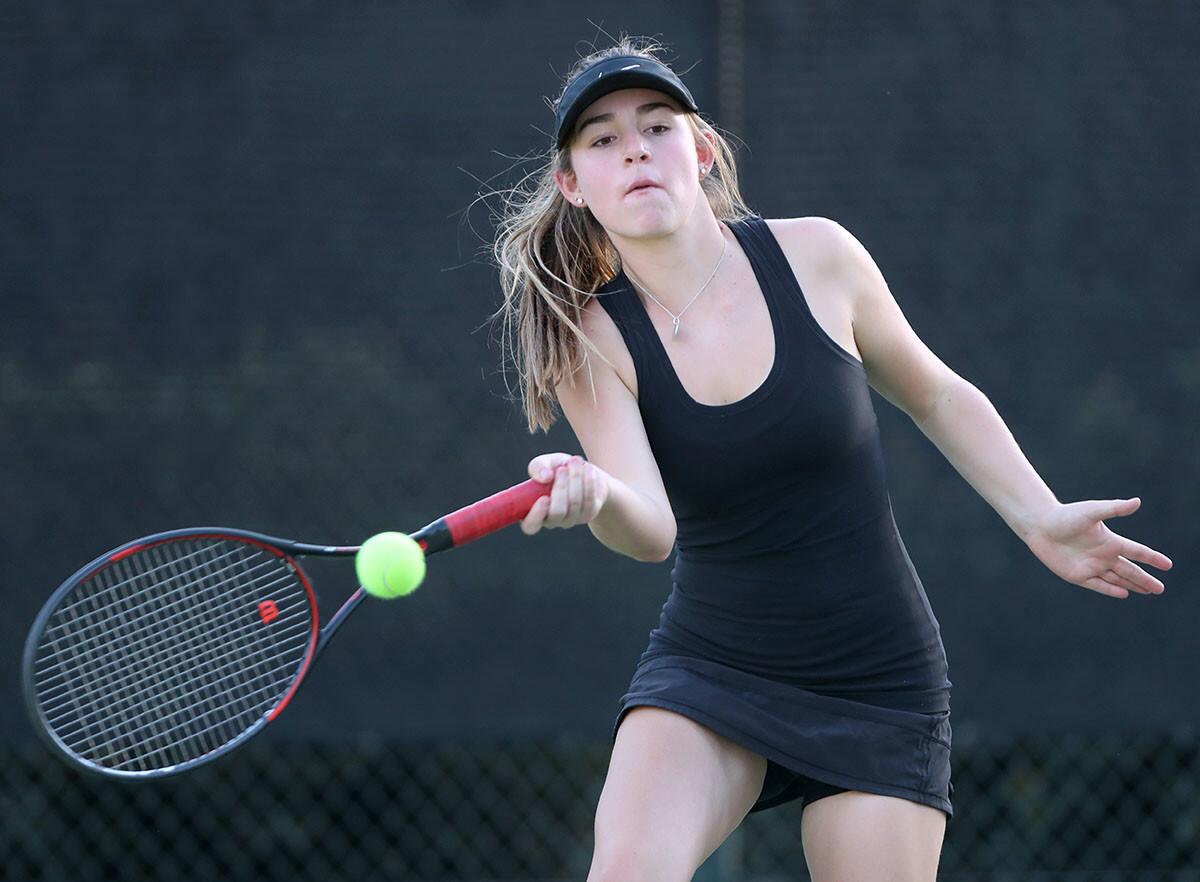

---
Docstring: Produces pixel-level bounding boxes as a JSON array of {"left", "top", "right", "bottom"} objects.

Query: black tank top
[{"left": 595, "top": 216, "right": 951, "bottom": 714}]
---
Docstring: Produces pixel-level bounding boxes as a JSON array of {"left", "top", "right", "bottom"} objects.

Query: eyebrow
[{"left": 575, "top": 101, "right": 679, "bottom": 140}]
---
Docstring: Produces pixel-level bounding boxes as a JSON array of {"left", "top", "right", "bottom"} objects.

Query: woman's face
[{"left": 556, "top": 87, "right": 714, "bottom": 240}]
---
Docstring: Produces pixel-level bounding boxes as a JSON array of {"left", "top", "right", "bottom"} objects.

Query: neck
[{"left": 611, "top": 208, "right": 729, "bottom": 312}]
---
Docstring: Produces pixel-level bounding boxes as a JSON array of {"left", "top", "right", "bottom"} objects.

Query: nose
[{"left": 623, "top": 138, "right": 651, "bottom": 164}]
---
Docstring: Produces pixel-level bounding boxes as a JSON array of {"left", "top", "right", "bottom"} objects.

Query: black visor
[{"left": 553, "top": 54, "right": 699, "bottom": 150}]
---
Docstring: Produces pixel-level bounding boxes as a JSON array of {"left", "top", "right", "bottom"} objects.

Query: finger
[
  {"left": 1100, "top": 569, "right": 1141, "bottom": 594},
  {"left": 529, "top": 453, "right": 571, "bottom": 483},
  {"left": 583, "top": 463, "right": 604, "bottom": 518},
  {"left": 520, "top": 495, "right": 549, "bottom": 535},
  {"left": 581, "top": 462, "right": 597, "bottom": 521},
  {"left": 567, "top": 457, "right": 584, "bottom": 525},
  {"left": 1119, "top": 538, "right": 1173, "bottom": 571},
  {"left": 527, "top": 456, "right": 551, "bottom": 482},
  {"left": 1094, "top": 497, "right": 1141, "bottom": 520},
  {"left": 1113, "top": 556, "right": 1165, "bottom": 594},
  {"left": 547, "top": 465, "right": 569, "bottom": 525},
  {"left": 1083, "top": 575, "right": 1129, "bottom": 599},
  {"left": 590, "top": 462, "right": 609, "bottom": 515}
]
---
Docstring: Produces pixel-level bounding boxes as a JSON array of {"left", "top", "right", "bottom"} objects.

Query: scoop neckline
[{"left": 618, "top": 218, "right": 786, "bottom": 414}]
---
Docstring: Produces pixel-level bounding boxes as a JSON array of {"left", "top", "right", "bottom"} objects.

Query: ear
[
  {"left": 696, "top": 130, "right": 717, "bottom": 173},
  {"left": 554, "top": 168, "right": 581, "bottom": 204}
]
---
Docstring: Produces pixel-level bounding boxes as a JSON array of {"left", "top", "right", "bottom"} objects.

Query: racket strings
[
  {"left": 86, "top": 643, "right": 305, "bottom": 768},
  {"left": 101, "top": 542, "right": 308, "bottom": 768},
  {"left": 35, "top": 565, "right": 302, "bottom": 709},
  {"left": 42, "top": 612, "right": 311, "bottom": 743},
  {"left": 43, "top": 542, "right": 250, "bottom": 622},
  {"left": 31, "top": 538, "right": 315, "bottom": 772},
  {"left": 43, "top": 541, "right": 308, "bottom": 769},
  {"left": 37, "top": 545, "right": 278, "bottom": 648},
  {"left": 38, "top": 542, "right": 247, "bottom": 767},
  {"left": 35, "top": 548, "right": 290, "bottom": 706}
]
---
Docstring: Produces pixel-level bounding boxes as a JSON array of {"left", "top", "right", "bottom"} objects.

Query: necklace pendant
[{"left": 671, "top": 316, "right": 681, "bottom": 338}]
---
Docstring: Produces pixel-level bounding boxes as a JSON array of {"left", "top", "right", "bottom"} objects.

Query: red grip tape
[{"left": 443, "top": 479, "right": 553, "bottom": 548}]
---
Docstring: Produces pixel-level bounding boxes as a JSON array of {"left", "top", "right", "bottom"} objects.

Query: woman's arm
[
  {"left": 812, "top": 218, "right": 1172, "bottom": 598},
  {"left": 520, "top": 301, "right": 677, "bottom": 563},
  {"left": 915, "top": 382, "right": 1170, "bottom": 596},
  {"left": 912, "top": 376, "right": 1057, "bottom": 539}
]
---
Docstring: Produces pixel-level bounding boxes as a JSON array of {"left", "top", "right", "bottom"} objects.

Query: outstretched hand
[{"left": 1022, "top": 497, "right": 1172, "bottom": 599}]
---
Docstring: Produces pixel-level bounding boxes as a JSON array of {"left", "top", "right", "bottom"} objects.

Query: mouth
[{"left": 626, "top": 183, "right": 662, "bottom": 196}]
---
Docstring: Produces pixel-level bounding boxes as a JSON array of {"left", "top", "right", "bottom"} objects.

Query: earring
[{"left": 577, "top": 197, "right": 584, "bottom": 204}]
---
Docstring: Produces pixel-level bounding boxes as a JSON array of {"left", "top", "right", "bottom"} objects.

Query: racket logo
[{"left": 258, "top": 599, "right": 281, "bottom": 624}]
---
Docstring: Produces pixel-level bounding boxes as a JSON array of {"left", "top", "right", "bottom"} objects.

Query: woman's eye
[{"left": 595, "top": 124, "right": 672, "bottom": 146}]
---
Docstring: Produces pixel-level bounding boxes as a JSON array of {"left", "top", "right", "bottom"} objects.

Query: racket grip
[{"left": 440, "top": 479, "right": 553, "bottom": 548}]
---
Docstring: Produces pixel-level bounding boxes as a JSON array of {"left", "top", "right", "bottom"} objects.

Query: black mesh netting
[{"left": 3, "top": 731, "right": 1197, "bottom": 881}]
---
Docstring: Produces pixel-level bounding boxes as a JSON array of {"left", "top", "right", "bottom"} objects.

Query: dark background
[{"left": 1, "top": 4, "right": 1197, "bottom": 879}]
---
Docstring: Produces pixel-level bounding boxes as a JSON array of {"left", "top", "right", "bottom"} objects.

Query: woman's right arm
[{"left": 519, "top": 304, "right": 677, "bottom": 563}]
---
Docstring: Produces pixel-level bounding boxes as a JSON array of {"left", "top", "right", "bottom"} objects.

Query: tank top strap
[
  {"left": 731, "top": 216, "right": 866, "bottom": 371},
  {"left": 724, "top": 215, "right": 810, "bottom": 351},
  {"left": 729, "top": 215, "right": 792, "bottom": 295},
  {"left": 593, "top": 262, "right": 687, "bottom": 405}
]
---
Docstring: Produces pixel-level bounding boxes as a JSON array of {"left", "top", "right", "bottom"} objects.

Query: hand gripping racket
[{"left": 22, "top": 478, "right": 551, "bottom": 779}]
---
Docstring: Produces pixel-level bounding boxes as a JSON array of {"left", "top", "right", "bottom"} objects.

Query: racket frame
[{"left": 22, "top": 478, "right": 551, "bottom": 779}]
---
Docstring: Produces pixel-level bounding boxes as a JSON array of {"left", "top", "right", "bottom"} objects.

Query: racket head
[{"left": 22, "top": 528, "right": 320, "bottom": 779}]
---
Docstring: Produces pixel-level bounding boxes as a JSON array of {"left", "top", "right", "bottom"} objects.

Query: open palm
[{"left": 1023, "top": 497, "right": 1172, "bottom": 599}]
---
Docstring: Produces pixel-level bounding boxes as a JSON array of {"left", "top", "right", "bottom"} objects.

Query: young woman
[{"left": 490, "top": 38, "right": 1172, "bottom": 882}]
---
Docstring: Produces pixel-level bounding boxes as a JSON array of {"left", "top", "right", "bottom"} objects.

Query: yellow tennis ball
[{"left": 355, "top": 532, "right": 426, "bottom": 599}]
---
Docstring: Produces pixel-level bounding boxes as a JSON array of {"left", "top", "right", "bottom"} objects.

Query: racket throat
[{"left": 411, "top": 519, "right": 453, "bottom": 555}]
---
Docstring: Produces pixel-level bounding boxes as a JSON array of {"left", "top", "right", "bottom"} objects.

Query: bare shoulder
[
  {"left": 764, "top": 215, "right": 890, "bottom": 296},
  {"left": 763, "top": 216, "right": 861, "bottom": 274},
  {"left": 561, "top": 291, "right": 638, "bottom": 401},
  {"left": 766, "top": 216, "right": 958, "bottom": 418},
  {"left": 761, "top": 216, "right": 864, "bottom": 363}
]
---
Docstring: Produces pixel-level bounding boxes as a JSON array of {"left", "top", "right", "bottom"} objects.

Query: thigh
[
  {"left": 588, "top": 706, "right": 768, "bottom": 882},
  {"left": 801, "top": 790, "right": 947, "bottom": 882}
]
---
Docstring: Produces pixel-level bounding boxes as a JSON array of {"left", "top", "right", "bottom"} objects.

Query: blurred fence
[{"left": 4, "top": 729, "right": 1198, "bottom": 881}]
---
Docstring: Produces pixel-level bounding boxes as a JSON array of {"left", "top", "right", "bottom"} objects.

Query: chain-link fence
[{"left": 3, "top": 729, "right": 1197, "bottom": 881}]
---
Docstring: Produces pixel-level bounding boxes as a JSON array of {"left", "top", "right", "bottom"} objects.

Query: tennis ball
[{"left": 356, "top": 532, "right": 426, "bottom": 599}]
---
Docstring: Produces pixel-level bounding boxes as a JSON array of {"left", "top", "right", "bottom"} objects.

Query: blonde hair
[{"left": 489, "top": 36, "right": 754, "bottom": 432}]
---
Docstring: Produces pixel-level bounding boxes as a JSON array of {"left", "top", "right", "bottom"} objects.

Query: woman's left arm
[{"left": 816, "top": 218, "right": 1173, "bottom": 599}]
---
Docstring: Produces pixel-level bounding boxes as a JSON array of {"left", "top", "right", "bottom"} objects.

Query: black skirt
[{"left": 612, "top": 654, "right": 954, "bottom": 817}]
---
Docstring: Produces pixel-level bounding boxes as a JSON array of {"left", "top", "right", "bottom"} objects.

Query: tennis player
[{"left": 491, "top": 37, "right": 1172, "bottom": 882}]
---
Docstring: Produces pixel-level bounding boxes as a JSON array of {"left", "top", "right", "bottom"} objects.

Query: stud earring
[{"left": 577, "top": 197, "right": 584, "bottom": 204}]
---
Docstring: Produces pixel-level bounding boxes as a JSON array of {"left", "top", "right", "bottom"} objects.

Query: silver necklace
[{"left": 624, "top": 235, "right": 728, "bottom": 338}]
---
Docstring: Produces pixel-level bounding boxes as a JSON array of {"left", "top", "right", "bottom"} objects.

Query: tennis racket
[{"left": 22, "top": 477, "right": 552, "bottom": 779}]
